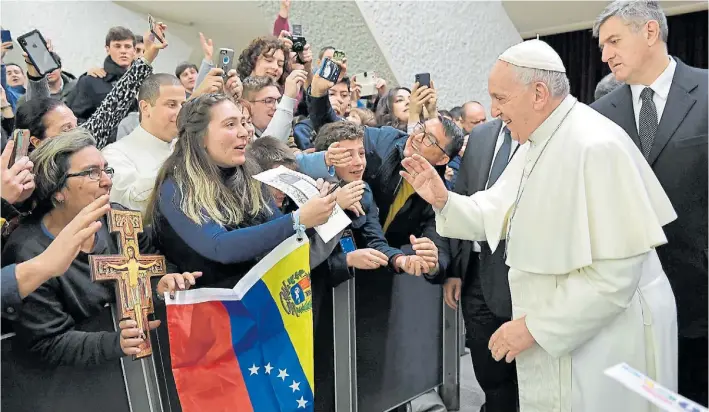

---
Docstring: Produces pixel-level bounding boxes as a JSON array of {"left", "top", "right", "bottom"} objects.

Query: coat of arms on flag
[{"left": 166, "top": 235, "right": 314, "bottom": 412}]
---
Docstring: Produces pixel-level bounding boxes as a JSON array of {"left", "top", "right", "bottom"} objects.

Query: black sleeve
[
  {"left": 66, "top": 75, "right": 97, "bottom": 123},
  {"left": 421, "top": 212, "right": 451, "bottom": 285},
  {"left": 307, "top": 90, "right": 340, "bottom": 133},
  {"left": 13, "top": 278, "right": 124, "bottom": 367}
]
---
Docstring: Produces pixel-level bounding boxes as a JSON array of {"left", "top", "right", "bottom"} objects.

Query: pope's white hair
[
  {"left": 593, "top": 0, "right": 668, "bottom": 43},
  {"left": 513, "top": 66, "right": 570, "bottom": 99}
]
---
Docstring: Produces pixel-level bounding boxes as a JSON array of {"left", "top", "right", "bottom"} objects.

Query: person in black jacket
[
  {"left": 1, "top": 129, "right": 199, "bottom": 412},
  {"left": 67, "top": 27, "right": 138, "bottom": 128}
]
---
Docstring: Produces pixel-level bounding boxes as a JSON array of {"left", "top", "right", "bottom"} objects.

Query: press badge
[{"left": 339, "top": 229, "right": 357, "bottom": 254}]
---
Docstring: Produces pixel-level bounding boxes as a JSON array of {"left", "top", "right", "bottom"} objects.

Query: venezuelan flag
[{"left": 166, "top": 236, "right": 313, "bottom": 412}]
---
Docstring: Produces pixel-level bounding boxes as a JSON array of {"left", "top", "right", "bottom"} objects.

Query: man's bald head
[{"left": 460, "top": 101, "right": 486, "bottom": 133}]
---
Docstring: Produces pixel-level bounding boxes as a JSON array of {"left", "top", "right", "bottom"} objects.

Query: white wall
[
  {"left": 356, "top": 0, "right": 522, "bottom": 111},
  {"left": 1, "top": 1, "right": 196, "bottom": 77}
]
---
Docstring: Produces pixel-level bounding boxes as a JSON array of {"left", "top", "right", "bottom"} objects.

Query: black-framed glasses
[
  {"left": 412, "top": 122, "right": 447, "bottom": 155},
  {"left": 252, "top": 97, "right": 280, "bottom": 107},
  {"left": 65, "top": 167, "right": 114, "bottom": 181}
]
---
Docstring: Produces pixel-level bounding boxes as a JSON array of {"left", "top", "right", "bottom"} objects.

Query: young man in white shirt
[{"left": 102, "top": 74, "right": 186, "bottom": 213}]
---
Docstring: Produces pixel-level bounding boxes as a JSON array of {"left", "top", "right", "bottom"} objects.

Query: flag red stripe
[{"left": 168, "top": 301, "right": 253, "bottom": 412}]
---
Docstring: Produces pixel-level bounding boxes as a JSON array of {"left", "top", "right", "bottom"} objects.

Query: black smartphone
[
  {"left": 415, "top": 73, "right": 431, "bottom": 88},
  {"left": 9, "top": 129, "right": 30, "bottom": 168},
  {"left": 148, "top": 15, "right": 165, "bottom": 44},
  {"left": 1, "top": 29, "right": 12, "bottom": 49},
  {"left": 318, "top": 58, "right": 341, "bottom": 83},
  {"left": 218, "top": 48, "right": 235, "bottom": 79},
  {"left": 17, "top": 30, "right": 60, "bottom": 76}
]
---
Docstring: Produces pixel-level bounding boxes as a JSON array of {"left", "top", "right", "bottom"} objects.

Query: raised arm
[{"left": 157, "top": 180, "right": 295, "bottom": 265}]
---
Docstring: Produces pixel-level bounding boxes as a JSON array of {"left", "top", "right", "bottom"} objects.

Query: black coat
[{"left": 591, "top": 58, "right": 708, "bottom": 338}]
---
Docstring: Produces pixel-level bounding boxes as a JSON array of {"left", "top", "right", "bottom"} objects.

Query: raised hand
[
  {"left": 325, "top": 142, "right": 353, "bottom": 167},
  {"left": 190, "top": 67, "right": 225, "bottom": 98},
  {"left": 157, "top": 272, "right": 203, "bottom": 299},
  {"left": 336, "top": 180, "right": 365, "bottom": 211},
  {"left": 299, "top": 193, "right": 337, "bottom": 228},
  {"left": 400, "top": 154, "right": 449, "bottom": 210},
  {"left": 224, "top": 69, "right": 243, "bottom": 99},
  {"left": 423, "top": 80, "right": 438, "bottom": 119},
  {"left": 1, "top": 140, "right": 35, "bottom": 204},
  {"left": 278, "top": 30, "right": 294, "bottom": 51},
  {"left": 284, "top": 69, "right": 308, "bottom": 99},
  {"left": 143, "top": 23, "right": 168, "bottom": 64},
  {"left": 346, "top": 248, "right": 389, "bottom": 270},
  {"left": 199, "top": 32, "right": 214, "bottom": 62},
  {"left": 279, "top": 0, "right": 292, "bottom": 18}
]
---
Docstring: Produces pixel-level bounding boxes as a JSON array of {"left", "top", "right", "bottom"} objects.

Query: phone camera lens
[{"left": 222, "top": 56, "right": 230, "bottom": 65}]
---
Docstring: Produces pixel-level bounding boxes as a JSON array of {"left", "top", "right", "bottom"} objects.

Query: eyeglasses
[
  {"left": 65, "top": 167, "right": 114, "bottom": 181},
  {"left": 252, "top": 97, "right": 280, "bottom": 107},
  {"left": 412, "top": 122, "right": 447, "bottom": 155}
]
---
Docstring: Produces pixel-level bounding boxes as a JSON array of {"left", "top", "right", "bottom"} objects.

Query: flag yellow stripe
[{"left": 260, "top": 243, "right": 314, "bottom": 390}]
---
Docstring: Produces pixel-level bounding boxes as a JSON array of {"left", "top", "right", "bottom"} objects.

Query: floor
[{"left": 458, "top": 351, "right": 486, "bottom": 412}]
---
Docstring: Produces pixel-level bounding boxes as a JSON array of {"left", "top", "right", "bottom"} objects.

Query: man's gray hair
[
  {"left": 513, "top": 66, "right": 571, "bottom": 98},
  {"left": 592, "top": 0, "right": 668, "bottom": 43},
  {"left": 594, "top": 72, "right": 625, "bottom": 101},
  {"left": 29, "top": 128, "right": 96, "bottom": 213}
]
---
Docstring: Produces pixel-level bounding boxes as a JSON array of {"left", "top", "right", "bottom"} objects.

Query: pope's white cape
[
  {"left": 435, "top": 96, "right": 678, "bottom": 412},
  {"left": 165, "top": 235, "right": 309, "bottom": 305}
]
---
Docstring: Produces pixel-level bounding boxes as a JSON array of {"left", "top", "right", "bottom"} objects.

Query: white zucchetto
[{"left": 498, "top": 39, "right": 566, "bottom": 73}]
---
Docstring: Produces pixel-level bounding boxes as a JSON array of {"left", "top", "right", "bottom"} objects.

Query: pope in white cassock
[{"left": 401, "top": 40, "right": 678, "bottom": 412}]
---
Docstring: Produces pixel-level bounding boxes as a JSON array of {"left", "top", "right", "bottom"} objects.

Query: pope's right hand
[{"left": 400, "top": 154, "right": 449, "bottom": 210}]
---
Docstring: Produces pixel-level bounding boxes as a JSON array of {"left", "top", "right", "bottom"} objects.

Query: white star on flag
[
  {"left": 290, "top": 380, "right": 301, "bottom": 392},
  {"left": 248, "top": 364, "right": 259, "bottom": 375},
  {"left": 297, "top": 396, "right": 308, "bottom": 408},
  {"left": 278, "top": 368, "right": 289, "bottom": 381},
  {"left": 264, "top": 363, "right": 273, "bottom": 374}
]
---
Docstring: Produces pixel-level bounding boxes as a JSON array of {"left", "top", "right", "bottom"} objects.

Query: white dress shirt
[
  {"left": 102, "top": 125, "right": 174, "bottom": 214},
  {"left": 630, "top": 57, "right": 676, "bottom": 131},
  {"left": 473, "top": 124, "right": 520, "bottom": 252}
]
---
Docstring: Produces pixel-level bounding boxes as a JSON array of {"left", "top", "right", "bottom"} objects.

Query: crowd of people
[{"left": 0, "top": 0, "right": 706, "bottom": 411}]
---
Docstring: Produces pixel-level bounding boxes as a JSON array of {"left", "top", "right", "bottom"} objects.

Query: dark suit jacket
[
  {"left": 449, "top": 119, "right": 512, "bottom": 319},
  {"left": 591, "top": 58, "right": 708, "bottom": 339}
]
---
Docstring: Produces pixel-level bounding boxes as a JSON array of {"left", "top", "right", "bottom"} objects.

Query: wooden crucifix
[{"left": 89, "top": 209, "right": 166, "bottom": 360}]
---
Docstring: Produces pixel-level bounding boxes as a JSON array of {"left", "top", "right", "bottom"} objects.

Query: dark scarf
[{"left": 102, "top": 55, "right": 129, "bottom": 83}]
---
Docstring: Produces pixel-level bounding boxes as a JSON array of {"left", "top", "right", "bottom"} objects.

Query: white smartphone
[{"left": 354, "top": 71, "right": 377, "bottom": 96}]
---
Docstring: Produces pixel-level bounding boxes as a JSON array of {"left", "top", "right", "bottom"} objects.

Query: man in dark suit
[
  {"left": 592, "top": 0, "right": 707, "bottom": 405},
  {"left": 445, "top": 118, "right": 519, "bottom": 412}
]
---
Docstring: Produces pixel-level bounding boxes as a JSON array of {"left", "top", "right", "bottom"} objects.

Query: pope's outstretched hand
[{"left": 400, "top": 154, "right": 449, "bottom": 210}]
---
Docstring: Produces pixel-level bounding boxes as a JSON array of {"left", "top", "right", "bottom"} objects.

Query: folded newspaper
[
  {"left": 605, "top": 363, "right": 707, "bottom": 412},
  {"left": 254, "top": 166, "right": 350, "bottom": 243}
]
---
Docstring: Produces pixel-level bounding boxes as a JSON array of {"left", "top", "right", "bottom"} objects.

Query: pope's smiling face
[{"left": 488, "top": 61, "right": 538, "bottom": 144}]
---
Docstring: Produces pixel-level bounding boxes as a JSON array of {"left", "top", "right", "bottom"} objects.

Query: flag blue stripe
[{"left": 224, "top": 279, "right": 314, "bottom": 412}]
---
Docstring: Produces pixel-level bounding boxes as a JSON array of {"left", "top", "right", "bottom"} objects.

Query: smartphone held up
[
  {"left": 9, "top": 129, "right": 30, "bottom": 168},
  {"left": 17, "top": 29, "right": 59, "bottom": 76}
]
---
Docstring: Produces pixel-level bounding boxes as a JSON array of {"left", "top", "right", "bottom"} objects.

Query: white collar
[
  {"left": 126, "top": 125, "right": 173, "bottom": 152},
  {"left": 630, "top": 57, "right": 676, "bottom": 103},
  {"left": 528, "top": 95, "right": 577, "bottom": 146}
]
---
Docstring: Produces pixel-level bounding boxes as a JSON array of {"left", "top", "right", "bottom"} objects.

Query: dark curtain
[{"left": 529, "top": 10, "right": 708, "bottom": 104}]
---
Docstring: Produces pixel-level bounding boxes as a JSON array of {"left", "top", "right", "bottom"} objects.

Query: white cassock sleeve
[{"left": 524, "top": 253, "right": 646, "bottom": 358}]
